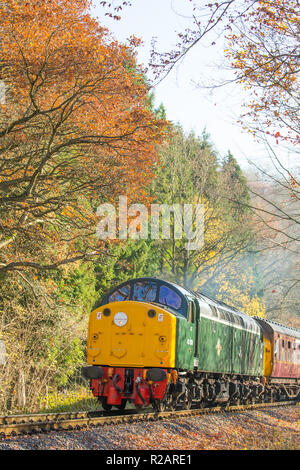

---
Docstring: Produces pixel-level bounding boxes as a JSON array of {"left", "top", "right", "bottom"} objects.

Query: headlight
[{"left": 114, "top": 312, "right": 128, "bottom": 327}]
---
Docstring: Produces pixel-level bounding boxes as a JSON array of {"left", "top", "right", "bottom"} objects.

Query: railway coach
[
  {"left": 82, "top": 277, "right": 299, "bottom": 411},
  {"left": 254, "top": 317, "right": 300, "bottom": 401}
]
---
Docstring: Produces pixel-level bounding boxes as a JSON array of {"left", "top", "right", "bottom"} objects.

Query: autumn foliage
[
  {"left": 224, "top": 0, "right": 299, "bottom": 145},
  {"left": 0, "top": 0, "right": 166, "bottom": 272}
]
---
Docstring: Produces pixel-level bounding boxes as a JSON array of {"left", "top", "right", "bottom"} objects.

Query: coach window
[
  {"left": 218, "top": 309, "right": 227, "bottom": 321},
  {"left": 274, "top": 339, "right": 279, "bottom": 359},
  {"left": 288, "top": 341, "right": 291, "bottom": 362},
  {"left": 281, "top": 339, "right": 286, "bottom": 361},
  {"left": 293, "top": 342, "right": 297, "bottom": 363},
  {"left": 159, "top": 285, "right": 182, "bottom": 311}
]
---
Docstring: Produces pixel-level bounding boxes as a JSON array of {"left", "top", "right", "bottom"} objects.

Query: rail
[{"left": 0, "top": 401, "right": 298, "bottom": 437}]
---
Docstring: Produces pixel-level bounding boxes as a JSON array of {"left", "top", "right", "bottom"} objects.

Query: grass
[{"left": 37, "top": 387, "right": 100, "bottom": 414}]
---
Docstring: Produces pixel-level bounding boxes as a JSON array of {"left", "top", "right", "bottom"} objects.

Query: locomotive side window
[
  {"left": 218, "top": 308, "right": 230, "bottom": 322},
  {"left": 159, "top": 285, "right": 182, "bottom": 310},
  {"left": 187, "top": 301, "right": 195, "bottom": 322},
  {"left": 210, "top": 305, "right": 218, "bottom": 317},
  {"left": 235, "top": 315, "right": 244, "bottom": 327},
  {"left": 109, "top": 284, "right": 131, "bottom": 302},
  {"left": 132, "top": 281, "right": 157, "bottom": 302}
]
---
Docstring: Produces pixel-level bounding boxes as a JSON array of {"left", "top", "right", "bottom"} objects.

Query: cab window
[
  {"left": 159, "top": 285, "right": 182, "bottom": 310},
  {"left": 109, "top": 284, "right": 131, "bottom": 302},
  {"left": 132, "top": 281, "right": 157, "bottom": 302}
]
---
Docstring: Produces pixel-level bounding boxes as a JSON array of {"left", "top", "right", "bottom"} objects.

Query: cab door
[
  {"left": 192, "top": 299, "right": 200, "bottom": 369},
  {"left": 175, "top": 299, "right": 196, "bottom": 370},
  {"left": 188, "top": 299, "right": 198, "bottom": 367}
]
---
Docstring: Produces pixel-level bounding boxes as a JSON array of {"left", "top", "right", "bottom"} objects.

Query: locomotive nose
[{"left": 87, "top": 300, "right": 176, "bottom": 368}]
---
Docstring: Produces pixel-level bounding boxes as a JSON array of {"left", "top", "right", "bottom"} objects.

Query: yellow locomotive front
[{"left": 86, "top": 300, "right": 176, "bottom": 368}]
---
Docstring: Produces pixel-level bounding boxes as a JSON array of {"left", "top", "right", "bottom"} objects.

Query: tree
[
  {"left": 0, "top": 0, "right": 168, "bottom": 413},
  {"left": 242, "top": 164, "right": 300, "bottom": 325},
  {"left": 0, "top": 262, "right": 97, "bottom": 411},
  {"left": 94, "top": 238, "right": 160, "bottom": 303},
  {"left": 224, "top": 0, "right": 299, "bottom": 146},
  {"left": 105, "top": 1, "right": 299, "bottom": 144},
  {"left": 147, "top": 0, "right": 299, "bottom": 323},
  {"left": 0, "top": 0, "right": 166, "bottom": 273},
  {"left": 148, "top": 126, "right": 263, "bottom": 314}
]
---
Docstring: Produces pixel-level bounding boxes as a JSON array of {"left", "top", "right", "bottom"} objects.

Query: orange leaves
[
  {"left": 0, "top": 0, "right": 167, "bottom": 272},
  {"left": 225, "top": 0, "right": 299, "bottom": 146},
  {"left": 289, "top": 172, "right": 299, "bottom": 199},
  {"left": 103, "top": 407, "right": 300, "bottom": 450}
]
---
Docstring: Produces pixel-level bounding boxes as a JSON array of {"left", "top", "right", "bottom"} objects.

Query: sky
[{"left": 91, "top": 0, "right": 295, "bottom": 173}]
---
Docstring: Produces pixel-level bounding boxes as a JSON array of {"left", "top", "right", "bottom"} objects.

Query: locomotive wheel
[
  {"left": 231, "top": 398, "right": 241, "bottom": 406},
  {"left": 241, "top": 397, "right": 250, "bottom": 405},
  {"left": 184, "top": 400, "right": 192, "bottom": 410},
  {"left": 221, "top": 402, "right": 230, "bottom": 411},
  {"left": 135, "top": 403, "right": 144, "bottom": 411},
  {"left": 265, "top": 390, "right": 273, "bottom": 403},
  {"left": 183, "top": 392, "right": 193, "bottom": 410},
  {"left": 116, "top": 399, "right": 127, "bottom": 411},
  {"left": 99, "top": 397, "right": 112, "bottom": 411},
  {"left": 153, "top": 399, "right": 166, "bottom": 412},
  {"left": 269, "top": 393, "right": 274, "bottom": 403},
  {"left": 197, "top": 399, "right": 206, "bottom": 409},
  {"left": 153, "top": 397, "right": 176, "bottom": 412}
]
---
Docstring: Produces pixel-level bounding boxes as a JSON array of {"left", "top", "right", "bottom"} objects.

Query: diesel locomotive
[{"left": 82, "top": 277, "right": 300, "bottom": 411}]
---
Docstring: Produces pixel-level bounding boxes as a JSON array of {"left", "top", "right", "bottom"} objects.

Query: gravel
[{"left": 0, "top": 405, "right": 299, "bottom": 450}]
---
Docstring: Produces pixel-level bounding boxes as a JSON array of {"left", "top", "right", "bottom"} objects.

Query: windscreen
[
  {"left": 107, "top": 280, "right": 183, "bottom": 312},
  {"left": 132, "top": 280, "right": 157, "bottom": 302},
  {"left": 108, "top": 284, "right": 131, "bottom": 302},
  {"left": 159, "top": 285, "right": 182, "bottom": 309}
]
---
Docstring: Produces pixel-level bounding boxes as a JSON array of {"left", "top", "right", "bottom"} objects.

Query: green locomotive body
[
  {"left": 195, "top": 296, "right": 263, "bottom": 376},
  {"left": 154, "top": 280, "right": 264, "bottom": 377}
]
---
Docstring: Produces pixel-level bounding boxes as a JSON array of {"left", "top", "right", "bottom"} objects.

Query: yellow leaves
[
  {"left": 196, "top": 253, "right": 266, "bottom": 317},
  {"left": 61, "top": 206, "right": 77, "bottom": 218},
  {"left": 244, "top": 297, "right": 266, "bottom": 318}
]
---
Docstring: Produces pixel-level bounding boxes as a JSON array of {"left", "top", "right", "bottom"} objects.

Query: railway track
[{"left": 0, "top": 401, "right": 298, "bottom": 437}]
